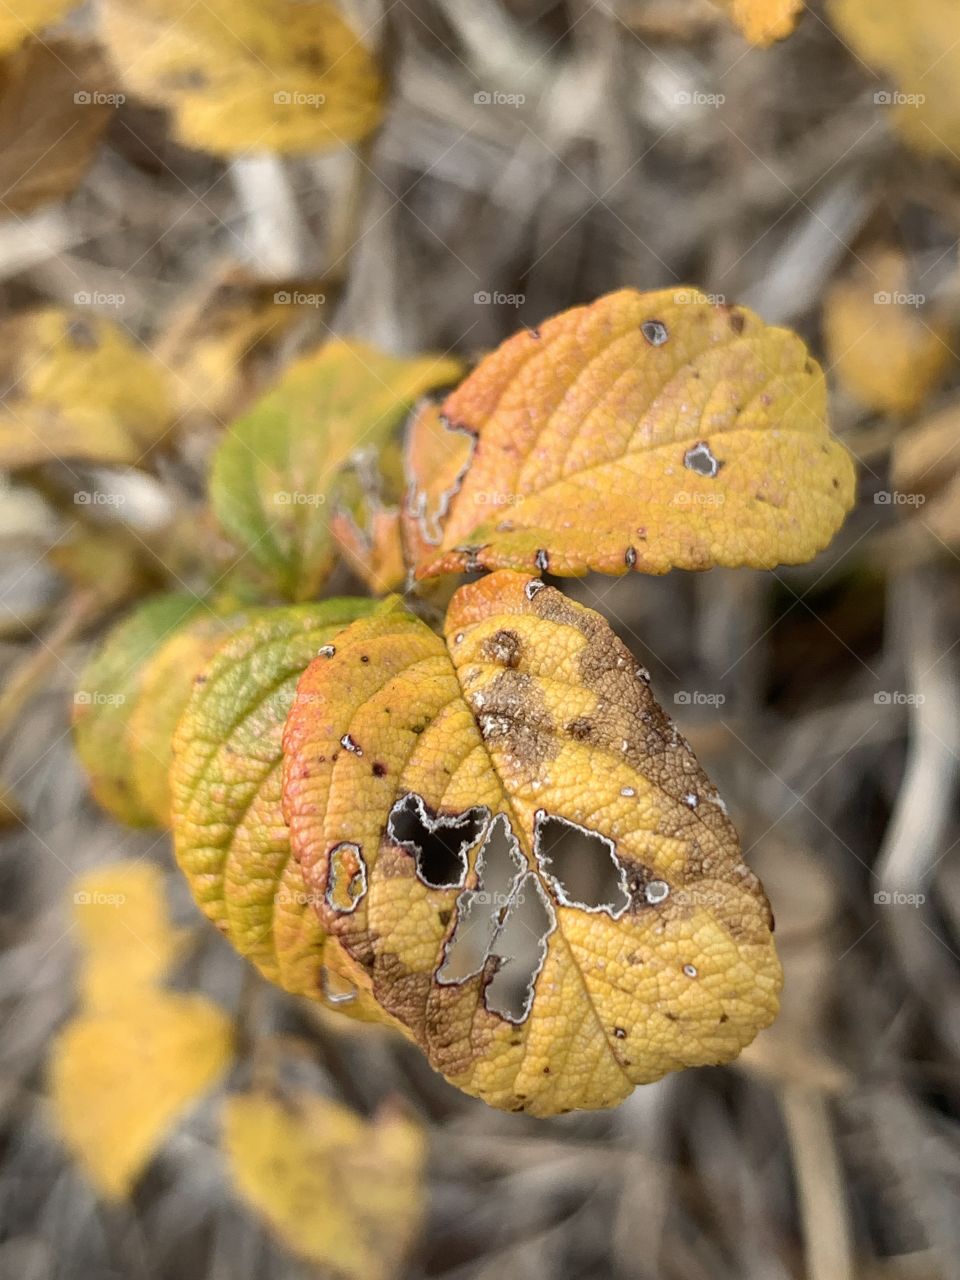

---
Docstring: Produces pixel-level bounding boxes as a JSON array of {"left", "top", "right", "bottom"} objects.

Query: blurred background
[{"left": 2, "top": 1, "right": 960, "bottom": 1278}]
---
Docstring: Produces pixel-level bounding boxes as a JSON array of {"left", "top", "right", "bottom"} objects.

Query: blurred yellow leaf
[
  {"left": 712, "top": 0, "right": 803, "bottom": 45},
  {"left": 890, "top": 399, "right": 960, "bottom": 545},
  {"left": 50, "top": 990, "right": 232, "bottom": 1198},
  {"left": 824, "top": 249, "right": 953, "bottom": 416},
  {"left": 283, "top": 573, "right": 782, "bottom": 1115},
  {"left": 211, "top": 339, "right": 462, "bottom": 600},
  {"left": 409, "top": 289, "right": 855, "bottom": 580},
  {"left": 0, "top": 0, "right": 76, "bottom": 55},
  {"left": 100, "top": 0, "right": 384, "bottom": 156},
  {"left": 71, "top": 862, "right": 187, "bottom": 1010},
  {"left": 0, "top": 39, "right": 113, "bottom": 216},
  {"left": 0, "top": 310, "right": 173, "bottom": 470},
  {"left": 830, "top": 0, "right": 960, "bottom": 160},
  {"left": 223, "top": 1092, "right": 425, "bottom": 1279}
]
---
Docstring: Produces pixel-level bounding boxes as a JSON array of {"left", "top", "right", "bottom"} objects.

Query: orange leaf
[
  {"left": 408, "top": 289, "right": 855, "bottom": 581},
  {"left": 282, "top": 572, "right": 781, "bottom": 1115}
]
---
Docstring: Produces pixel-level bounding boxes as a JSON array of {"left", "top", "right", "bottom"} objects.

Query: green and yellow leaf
[
  {"left": 282, "top": 571, "right": 782, "bottom": 1115},
  {"left": 407, "top": 289, "right": 855, "bottom": 581},
  {"left": 170, "top": 600, "right": 402, "bottom": 1025},
  {"left": 211, "top": 339, "right": 461, "bottom": 600},
  {"left": 223, "top": 1092, "right": 425, "bottom": 1280}
]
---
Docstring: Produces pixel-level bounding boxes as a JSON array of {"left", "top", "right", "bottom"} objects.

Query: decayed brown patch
[
  {"left": 474, "top": 668, "right": 559, "bottom": 771},
  {"left": 481, "top": 627, "right": 523, "bottom": 668}
]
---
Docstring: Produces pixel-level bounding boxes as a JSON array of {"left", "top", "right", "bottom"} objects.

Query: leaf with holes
[
  {"left": 711, "top": 0, "right": 803, "bottom": 45},
  {"left": 99, "top": 0, "right": 384, "bottom": 156},
  {"left": 170, "top": 600, "right": 405, "bottom": 1025},
  {"left": 223, "top": 1092, "right": 425, "bottom": 1278},
  {"left": 282, "top": 570, "right": 782, "bottom": 1115},
  {"left": 406, "top": 289, "right": 855, "bottom": 581},
  {"left": 211, "top": 339, "right": 462, "bottom": 601}
]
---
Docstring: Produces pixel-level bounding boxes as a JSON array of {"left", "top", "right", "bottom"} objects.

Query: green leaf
[{"left": 210, "top": 339, "right": 462, "bottom": 600}]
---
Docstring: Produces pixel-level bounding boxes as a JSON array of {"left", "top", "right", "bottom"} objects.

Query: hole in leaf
[
  {"left": 438, "top": 814, "right": 525, "bottom": 983},
  {"left": 387, "top": 793, "right": 488, "bottom": 889},
  {"left": 326, "top": 842, "right": 367, "bottom": 914},
  {"left": 483, "top": 875, "right": 555, "bottom": 1023},
  {"left": 533, "top": 812, "right": 629, "bottom": 916}
]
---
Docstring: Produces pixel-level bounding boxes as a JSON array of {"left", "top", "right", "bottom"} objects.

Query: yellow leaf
[
  {"left": 330, "top": 507, "right": 407, "bottom": 594},
  {"left": 71, "top": 862, "right": 187, "bottom": 1010},
  {"left": 829, "top": 0, "right": 960, "bottom": 161},
  {"left": 0, "top": 0, "right": 76, "bottom": 55},
  {"left": 408, "top": 289, "right": 855, "bottom": 580},
  {"left": 223, "top": 1092, "right": 425, "bottom": 1279},
  {"left": 50, "top": 990, "right": 232, "bottom": 1198},
  {"left": 282, "top": 572, "right": 782, "bottom": 1115},
  {"left": 99, "top": 0, "right": 384, "bottom": 156},
  {"left": 824, "top": 249, "right": 953, "bottom": 416},
  {"left": 712, "top": 0, "right": 803, "bottom": 45},
  {"left": 0, "top": 309, "right": 173, "bottom": 471},
  {"left": 211, "top": 339, "right": 462, "bottom": 600}
]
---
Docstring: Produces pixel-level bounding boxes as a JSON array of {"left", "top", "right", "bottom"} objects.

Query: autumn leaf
[
  {"left": 73, "top": 593, "right": 207, "bottom": 826},
  {"left": 712, "top": 0, "right": 803, "bottom": 45},
  {"left": 0, "top": 310, "right": 173, "bottom": 471},
  {"left": 170, "top": 600, "right": 403, "bottom": 1025},
  {"left": 824, "top": 249, "right": 953, "bottom": 416},
  {"left": 407, "top": 289, "right": 855, "bottom": 581},
  {"left": 211, "top": 339, "right": 462, "bottom": 600},
  {"left": 50, "top": 989, "right": 232, "bottom": 1199},
  {"left": 99, "top": 0, "right": 384, "bottom": 156},
  {"left": 71, "top": 862, "right": 187, "bottom": 1010},
  {"left": 0, "top": 0, "right": 76, "bottom": 55},
  {"left": 223, "top": 1092, "right": 425, "bottom": 1279},
  {"left": 282, "top": 571, "right": 782, "bottom": 1115},
  {"left": 829, "top": 0, "right": 960, "bottom": 161}
]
